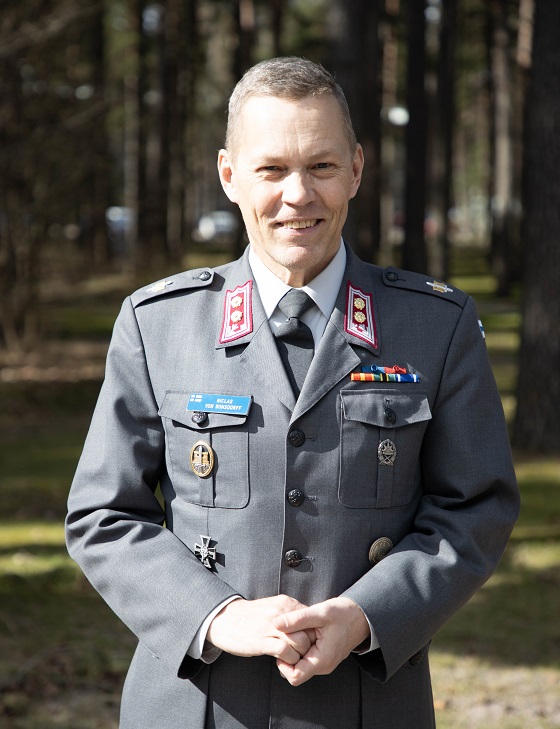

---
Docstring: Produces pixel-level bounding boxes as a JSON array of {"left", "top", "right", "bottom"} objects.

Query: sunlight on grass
[
  {"left": 432, "top": 654, "right": 560, "bottom": 729},
  {"left": 486, "top": 330, "right": 520, "bottom": 351},
  {"left": 0, "top": 522, "right": 65, "bottom": 548},
  {"left": 450, "top": 274, "right": 497, "bottom": 295},
  {"left": 0, "top": 552, "right": 77, "bottom": 578},
  {"left": 511, "top": 541, "right": 560, "bottom": 570},
  {"left": 514, "top": 457, "right": 560, "bottom": 534},
  {"left": 0, "top": 522, "right": 75, "bottom": 581}
]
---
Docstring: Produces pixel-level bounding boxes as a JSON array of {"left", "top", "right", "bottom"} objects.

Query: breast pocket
[
  {"left": 159, "top": 391, "right": 249, "bottom": 508},
  {"left": 339, "top": 389, "right": 432, "bottom": 508}
]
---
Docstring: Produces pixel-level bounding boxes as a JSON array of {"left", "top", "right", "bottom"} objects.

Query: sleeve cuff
[{"left": 186, "top": 595, "right": 242, "bottom": 664}]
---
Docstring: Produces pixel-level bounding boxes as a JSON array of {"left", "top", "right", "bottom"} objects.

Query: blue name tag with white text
[{"left": 186, "top": 393, "right": 253, "bottom": 416}]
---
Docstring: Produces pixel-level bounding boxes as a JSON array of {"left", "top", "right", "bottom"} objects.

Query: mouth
[{"left": 278, "top": 219, "right": 320, "bottom": 230}]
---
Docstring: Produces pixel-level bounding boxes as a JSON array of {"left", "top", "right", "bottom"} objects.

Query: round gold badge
[{"left": 190, "top": 440, "right": 215, "bottom": 478}]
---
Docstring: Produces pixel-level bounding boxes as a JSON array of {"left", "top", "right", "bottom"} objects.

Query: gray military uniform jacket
[{"left": 66, "top": 245, "right": 519, "bottom": 729}]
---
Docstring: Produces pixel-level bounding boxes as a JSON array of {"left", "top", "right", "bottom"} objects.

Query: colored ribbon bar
[
  {"left": 361, "top": 365, "right": 407, "bottom": 374},
  {"left": 351, "top": 373, "right": 419, "bottom": 382}
]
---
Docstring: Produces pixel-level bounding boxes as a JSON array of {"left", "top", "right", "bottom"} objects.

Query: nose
[{"left": 282, "top": 170, "right": 315, "bottom": 206}]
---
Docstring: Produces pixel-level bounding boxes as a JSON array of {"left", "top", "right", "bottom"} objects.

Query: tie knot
[{"left": 278, "top": 288, "right": 314, "bottom": 321}]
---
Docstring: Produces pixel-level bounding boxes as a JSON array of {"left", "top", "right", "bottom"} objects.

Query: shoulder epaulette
[
  {"left": 382, "top": 267, "right": 467, "bottom": 307},
  {"left": 130, "top": 268, "right": 214, "bottom": 308}
]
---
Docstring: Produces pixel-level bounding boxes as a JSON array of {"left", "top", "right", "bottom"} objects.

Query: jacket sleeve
[
  {"left": 65, "top": 298, "right": 239, "bottom": 678},
  {"left": 342, "top": 295, "right": 520, "bottom": 681}
]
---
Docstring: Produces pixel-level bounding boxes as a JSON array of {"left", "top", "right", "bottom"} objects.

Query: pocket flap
[
  {"left": 341, "top": 389, "right": 432, "bottom": 428},
  {"left": 159, "top": 391, "right": 248, "bottom": 430}
]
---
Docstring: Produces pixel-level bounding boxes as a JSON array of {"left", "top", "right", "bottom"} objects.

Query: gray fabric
[
  {"left": 66, "top": 244, "right": 519, "bottom": 729},
  {"left": 274, "top": 288, "right": 315, "bottom": 396}
]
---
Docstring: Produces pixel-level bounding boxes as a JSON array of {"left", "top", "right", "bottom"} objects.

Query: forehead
[{"left": 235, "top": 94, "right": 350, "bottom": 158}]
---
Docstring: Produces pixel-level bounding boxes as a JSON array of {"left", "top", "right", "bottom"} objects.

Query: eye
[
  {"left": 260, "top": 165, "right": 282, "bottom": 172},
  {"left": 314, "top": 162, "right": 331, "bottom": 170}
]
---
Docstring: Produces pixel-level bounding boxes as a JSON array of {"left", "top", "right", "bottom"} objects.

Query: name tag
[{"left": 187, "top": 393, "right": 253, "bottom": 416}]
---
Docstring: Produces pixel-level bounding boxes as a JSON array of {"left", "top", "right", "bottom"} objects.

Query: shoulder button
[
  {"left": 386, "top": 271, "right": 399, "bottom": 282},
  {"left": 198, "top": 270, "right": 212, "bottom": 281}
]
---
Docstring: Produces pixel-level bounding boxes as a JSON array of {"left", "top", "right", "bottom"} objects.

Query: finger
[
  {"left": 277, "top": 658, "right": 306, "bottom": 685},
  {"left": 305, "top": 628, "right": 317, "bottom": 645},
  {"left": 277, "top": 649, "right": 321, "bottom": 686},
  {"left": 281, "top": 628, "right": 313, "bottom": 657},
  {"left": 262, "top": 637, "right": 301, "bottom": 666},
  {"left": 272, "top": 607, "right": 320, "bottom": 634}
]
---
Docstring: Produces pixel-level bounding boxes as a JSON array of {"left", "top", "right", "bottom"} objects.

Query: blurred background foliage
[
  {"left": 0, "top": 0, "right": 558, "bottom": 450},
  {"left": 0, "top": 1, "right": 559, "bottom": 726}
]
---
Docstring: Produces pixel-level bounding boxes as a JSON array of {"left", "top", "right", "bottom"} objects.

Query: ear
[
  {"left": 349, "top": 144, "right": 365, "bottom": 200},
  {"left": 218, "top": 149, "right": 239, "bottom": 204}
]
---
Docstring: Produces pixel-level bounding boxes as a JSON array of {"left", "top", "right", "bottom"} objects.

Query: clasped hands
[{"left": 206, "top": 594, "right": 370, "bottom": 686}]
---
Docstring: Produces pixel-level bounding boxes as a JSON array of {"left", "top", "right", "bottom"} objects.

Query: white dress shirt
[
  {"left": 187, "top": 241, "right": 378, "bottom": 662},
  {"left": 247, "top": 241, "right": 346, "bottom": 346}
]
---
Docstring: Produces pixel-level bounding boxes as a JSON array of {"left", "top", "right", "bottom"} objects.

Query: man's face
[{"left": 218, "top": 94, "right": 364, "bottom": 286}]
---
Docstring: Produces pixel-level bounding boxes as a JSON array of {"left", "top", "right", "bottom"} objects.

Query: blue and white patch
[
  {"left": 478, "top": 319, "right": 486, "bottom": 340},
  {"left": 187, "top": 393, "right": 253, "bottom": 416}
]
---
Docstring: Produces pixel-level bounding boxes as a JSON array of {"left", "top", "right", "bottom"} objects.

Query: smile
[{"left": 281, "top": 220, "right": 318, "bottom": 229}]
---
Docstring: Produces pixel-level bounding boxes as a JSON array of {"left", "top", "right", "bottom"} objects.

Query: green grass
[{"left": 1, "top": 248, "right": 559, "bottom": 727}]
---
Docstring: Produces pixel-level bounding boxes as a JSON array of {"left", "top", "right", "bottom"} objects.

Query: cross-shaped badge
[{"left": 194, "top": 535, "right": 217, "bottom": 569}]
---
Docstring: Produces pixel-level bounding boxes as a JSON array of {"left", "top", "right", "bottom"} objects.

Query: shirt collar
[{"left": 248, "top": 241, "right": 347, "bottom": 320}]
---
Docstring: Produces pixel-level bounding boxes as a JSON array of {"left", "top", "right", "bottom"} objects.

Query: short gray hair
[{"left": 225, "top": 56, "right": 357, "bottom": 157}]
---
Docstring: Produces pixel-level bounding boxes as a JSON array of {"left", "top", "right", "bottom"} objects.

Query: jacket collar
[{"left": 215, "top": 244, "right": 382, "bottom": 415}]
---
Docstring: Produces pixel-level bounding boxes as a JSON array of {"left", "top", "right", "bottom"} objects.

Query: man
[{"left": 66, "top": 57, "right": 519, "bottom": 728}]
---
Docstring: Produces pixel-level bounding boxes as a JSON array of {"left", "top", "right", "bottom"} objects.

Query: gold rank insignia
[
  {"left": 190, "top": 441, "right": 215, "bottom": 478},
  {"left": 146, "top": 279, "right": 173, "bottom": 294},
  {"left": 426, "top": 280, "right": 453, "bottom": 294}
]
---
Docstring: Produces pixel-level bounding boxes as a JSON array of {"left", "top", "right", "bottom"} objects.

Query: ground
[{"left": 1, "top": 250, "right": 558, "bottom": 728}]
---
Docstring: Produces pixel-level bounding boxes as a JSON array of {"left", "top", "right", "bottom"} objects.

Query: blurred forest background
[{"left": 0, "top": 0, "right": 559, "bottom": 727}]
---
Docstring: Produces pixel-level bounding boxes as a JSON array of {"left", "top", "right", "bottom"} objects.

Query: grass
[{"left": 0, "top": 247, "right": 559, "bottom": 727}]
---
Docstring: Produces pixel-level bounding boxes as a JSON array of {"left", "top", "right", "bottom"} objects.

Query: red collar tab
[
  {"left": 345, "top": 282, "right": 377, "bottom": 348},
  {"left": 219, "top": 281, "right": 253, "bottom": 344}
]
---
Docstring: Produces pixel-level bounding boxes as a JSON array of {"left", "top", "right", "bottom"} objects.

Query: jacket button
[
  {"left": 386, "top": 270, "right": 399, "bottom": 282},
  {"left": 284, "top": 549, "right": 303, "bottom": 567},
  {"left": 368, "top": 537, "right": 394, "bottom": 565},
  {"left": 288, "top": 429, "right": 306, "bottom": 447},
  {"left": 384, "top": 407, "right": 397, "bottom": 424},
  {"left": 191, "top": 411, "right": 208, "bottom": 426},
  {"left": 287, "top": 489, "right": 305, "bottom": 507},
  {"left": 409, "top": 648, "right": 424, "bottom": 666}
]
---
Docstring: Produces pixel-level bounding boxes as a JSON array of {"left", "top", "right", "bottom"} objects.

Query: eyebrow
[{"left": 252, "top": 147, "right": 343, "bottom": 165}]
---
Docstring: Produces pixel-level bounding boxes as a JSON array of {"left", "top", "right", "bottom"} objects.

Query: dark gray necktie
[{"left": 274, "top": 289, "right": 315, "bottom": 397}]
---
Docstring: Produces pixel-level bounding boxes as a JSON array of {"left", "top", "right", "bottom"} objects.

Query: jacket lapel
[
  {"left": 215, "top": 245, "right": 382, "bottom": 418},
  {"left": 293, "top": 246, "right": 382, "bottom": 421},
  {"left": 215, "top": 250, "right": 296, "bottom": 411}
]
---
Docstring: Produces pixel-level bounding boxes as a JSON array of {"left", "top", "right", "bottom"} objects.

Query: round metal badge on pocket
[
  {"left": 378, "top": 439, "right": 397, "bottom": 466},
  {"left": 190, "top": 440, "right": 215, "bottom": 478}
]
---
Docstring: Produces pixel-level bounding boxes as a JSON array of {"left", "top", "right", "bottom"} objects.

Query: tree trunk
[
  {"left": 89, "top": 0, "right": 110, "bottom": 268},
  {"left": 379, "top": 0, "right": 401, "bottom": 268},
  {"left": 233, "top": 0, "right": 255, "bottom": 80},
  {"left": 271, "top": 0, "right": 287, "bottom": 57},
  {"left": 513, "top": 0, "right": 560, "bottom": 454},
  {"left": 488, "top": 0, "right": 514, "bottom": 296},
  {"left": 433, "top": 0, "right": 457, "bottom": 281},
  {"left": 328, "top": 0, "right": 382, "bottom": 263},
  {"left": 402, "top": 0, "right": 428, "bottom": 274}
]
